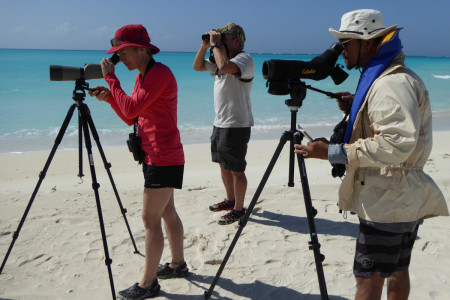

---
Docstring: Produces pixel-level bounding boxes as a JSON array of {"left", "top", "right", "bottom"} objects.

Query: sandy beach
[{"left": 0, "top": 127, "right": 449, "bottom": 299}]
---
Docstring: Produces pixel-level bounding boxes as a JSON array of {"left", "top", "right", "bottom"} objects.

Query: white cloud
[
  {"left": 88, "top": 26, "right": 113, "bottom": 37},
  {"left": 54, "top": 22, "right": 77, "bottom": 35},
  {"left": 12, "top": 26, "right": 40, "bottom": 35}
]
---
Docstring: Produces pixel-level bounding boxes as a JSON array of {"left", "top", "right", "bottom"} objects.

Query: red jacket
[{"left": 105, "top": 62, "right": 184, "bottom": 166}]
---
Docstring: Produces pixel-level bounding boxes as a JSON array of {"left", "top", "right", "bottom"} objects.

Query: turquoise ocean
[{"left": 1, "top": 49, "right": 449, "bottom": 153}]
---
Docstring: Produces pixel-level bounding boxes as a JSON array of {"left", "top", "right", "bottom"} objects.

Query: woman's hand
[
  {"left": 88, "top": 86, "right": 111, "bottom": 102},
  {"left": 100, "top": 58, "right": 115, "bottom": 76}
]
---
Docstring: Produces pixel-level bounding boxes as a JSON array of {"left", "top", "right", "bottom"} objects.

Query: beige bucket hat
[{"left": 329, "top": 9, "right": 397, "bottom": 40}]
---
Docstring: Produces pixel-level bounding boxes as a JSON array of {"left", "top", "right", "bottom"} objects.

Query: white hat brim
[{"left": 329, "top": 24, "right": 397, "bottom": 40}]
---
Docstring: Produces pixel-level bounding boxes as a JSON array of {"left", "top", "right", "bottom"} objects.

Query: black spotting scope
[
  {"left": 262, "top": 43, "right": 348, "bottom": 86},
  {"left": 50, "top": 53, "right": 119, "bottom": 81}
]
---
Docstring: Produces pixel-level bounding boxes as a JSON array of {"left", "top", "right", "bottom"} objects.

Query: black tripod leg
[
  {"left": 204, "top": 132, "right": 290, "bottom": 299},
  {"left": 288, "top": 110, "right": 298, "bottom": 187},
  {"left": 294, "top": 134, "right": 329, "bottom": 300},
  {"left": 0, "top": 104, "right": 77, "bottom": 275},
  {"left": 78, "top": 103, "right": 116, "bottom": 299},
  {"left": 78, "top": 113, "right": 84, "bottom": 179},
  {"left": 84, "top": 107, "right": 140, "bottom": 255}
]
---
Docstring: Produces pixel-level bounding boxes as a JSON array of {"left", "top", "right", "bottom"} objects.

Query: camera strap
[
  {"left": 133, "top": 117, "right": 139, "bottom": 135},
  {"left": 210, "top": 49, "right": 254, "bottom": 83},
  {"left": 238, "top": 77, "right": 253, "bottom": 83}
]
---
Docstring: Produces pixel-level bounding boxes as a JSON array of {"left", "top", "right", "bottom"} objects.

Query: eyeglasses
[{"left": 339, "top": 39, "right": 354, "bottom": 49}]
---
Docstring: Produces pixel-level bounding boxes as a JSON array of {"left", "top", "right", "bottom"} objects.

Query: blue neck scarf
[{"left": 343, "top": 29, "right": 403, "bottom": 143}]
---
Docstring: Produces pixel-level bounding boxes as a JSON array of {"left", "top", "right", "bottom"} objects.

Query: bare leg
[
  {"left": 355, "top": 273, "right": 385, "bottom": 300},
  {"left": 139, "top": 187, "right": 174, "bottom": 288},
  {"left": 387, "top": 270, "right": 410, "bottom": 300},
  {"left": 231, "top": 171, "right": 247, "bottom": 211},
  {"left": 220, "top": 163, "right": 235, "bottom": 201},
  {"left": 161, "top": 191, "right": 186, "bottom": 270}
]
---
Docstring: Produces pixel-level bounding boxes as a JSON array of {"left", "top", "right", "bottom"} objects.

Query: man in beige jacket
[{"left": 294, "top": 9, "right": 448, "bottom": 300}]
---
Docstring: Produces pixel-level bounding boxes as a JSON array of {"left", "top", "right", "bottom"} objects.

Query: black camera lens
[{"left": 202, "top": 34, "right": 210, "bottom": 41}]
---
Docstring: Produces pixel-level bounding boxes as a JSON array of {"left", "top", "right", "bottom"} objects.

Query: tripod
[
  {"left": 0, "top": 79, "right": 141, "bottom": 300},
  {"left": 204, "top": 95, "right": 329, "bottom": 299}
]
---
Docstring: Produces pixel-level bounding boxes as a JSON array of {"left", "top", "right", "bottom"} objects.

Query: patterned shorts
[{"left": 353, "top": 222, "right": 419, "bottom": 278}]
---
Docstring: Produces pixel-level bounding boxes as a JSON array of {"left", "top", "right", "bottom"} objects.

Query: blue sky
[{"left": 1, "top": 0, "right": 449, "bottom": 56}]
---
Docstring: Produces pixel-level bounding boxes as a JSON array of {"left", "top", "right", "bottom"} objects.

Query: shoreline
[{"left": 2, "top": 111, "right": 449, "bottom": 154}]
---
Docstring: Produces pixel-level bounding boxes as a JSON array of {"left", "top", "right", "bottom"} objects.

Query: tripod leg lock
[
  {"left": 308, "top": 241, "right": 321, "bottom": 250},
  {"left": 105, "top": 258, "right": 113, "bottom": 266},
  {"left": 238, "top": 218, "right": 248, "bottom": 227},
  {"left": 92, "top": 183, "right": 100, "bottom": 190}
]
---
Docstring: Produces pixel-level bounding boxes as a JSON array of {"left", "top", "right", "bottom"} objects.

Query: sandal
[
  {"left": 157, "top": 261, "right": 189, "bottom": 279},
  {"left": 118, "top": 279, "right": 160, "bottom": 299}
]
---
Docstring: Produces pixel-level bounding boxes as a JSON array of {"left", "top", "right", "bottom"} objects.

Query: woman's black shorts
[{"left": 142, "top": 163, "right": 184, "bottom": 189}]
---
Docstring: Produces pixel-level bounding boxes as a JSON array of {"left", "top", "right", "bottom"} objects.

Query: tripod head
[
  {"left": 283, "top": 80, "right": 307, "bottom": 111},
  {"left": 73, "top": 79, "right": 95, "bottom": 103},
  {"left": 282, "top": 80, "right": 343, "bottom": 113}
]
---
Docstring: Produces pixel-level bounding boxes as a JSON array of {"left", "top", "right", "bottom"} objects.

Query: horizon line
[{"left": 1, "top": 48, "right": 449, "bottom": 58}]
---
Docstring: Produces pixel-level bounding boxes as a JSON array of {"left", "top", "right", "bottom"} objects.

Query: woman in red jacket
[{"left": 89, "top": 24, "right": 187, "bottom": 299}]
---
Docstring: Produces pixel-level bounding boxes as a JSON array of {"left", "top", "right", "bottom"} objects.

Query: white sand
[{"left": 0, "top": 131, "right": 449, "bottom": 299}]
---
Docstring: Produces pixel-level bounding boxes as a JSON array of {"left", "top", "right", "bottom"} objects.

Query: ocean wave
[{"left": 433, "top": 74, "right": 450, "bottom": 79}]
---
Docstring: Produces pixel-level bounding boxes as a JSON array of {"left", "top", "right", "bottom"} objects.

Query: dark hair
[
  {"left": 374, "top": 37, "right": 384, "bottom": 47},
  {"left": 146, "top": 48, "right": 154, "bottom": 57}
]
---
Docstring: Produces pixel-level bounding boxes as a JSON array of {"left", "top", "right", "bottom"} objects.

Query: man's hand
[
  {"left": 209, "top": 30, "right": 222, "bottom": 46},
  {"left": 335, "top": 92, "right": 354, "bottom": 113},
  {"left": 294, "top": 138, "right": 330, "bottom": 160},
  {"left": 88, "top": 86, "right": 111, "bottom": 102}
]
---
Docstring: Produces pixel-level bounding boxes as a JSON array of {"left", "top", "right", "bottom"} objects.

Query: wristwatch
[{"left": 211, "top": 43, "right": 220, "bottom": 50}]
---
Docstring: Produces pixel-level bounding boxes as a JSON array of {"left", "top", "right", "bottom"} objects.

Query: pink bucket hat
[{"left": 106, "top": 24, "right": 160, "bottom": 54}]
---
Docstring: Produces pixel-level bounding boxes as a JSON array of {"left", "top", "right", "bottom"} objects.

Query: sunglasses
[
  {"left": 110, "top": 38, "right": 143, "bottom": 47},
  {"left": 339, "top": 39, "right": 354, "bottom": 49}
]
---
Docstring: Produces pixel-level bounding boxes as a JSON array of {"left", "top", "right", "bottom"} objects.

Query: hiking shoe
[
  {"left": 157, "top": 261, "right": 189, "bottom": 279},
  {"left": 209, "top": 199, "right": 235, "bottom": 212},
  {"left": 218, "top": 209, "right": 246, "bottom": 225},
  {"left": 118, "top": 279, "right": 160, "bottom": 299}
]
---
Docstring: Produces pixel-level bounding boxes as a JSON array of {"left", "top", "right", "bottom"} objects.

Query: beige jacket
[{"left": 339, "top": 53, "right": 448, "bottom": 222}]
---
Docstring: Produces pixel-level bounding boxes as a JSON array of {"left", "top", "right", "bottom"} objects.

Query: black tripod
[
  {"left": 204, "top": 87, "right": 329, "bottom": 299},
  {"left": 0, "top": 79, "right": 141, "bottom": 300}
]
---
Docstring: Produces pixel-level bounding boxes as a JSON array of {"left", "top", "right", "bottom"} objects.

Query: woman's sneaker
[
  {"left": 209, "top": 199, "right": 235, "bottom": 212},
  {"left": 218, "top": 209, "right": 246, "bottom": 225}
]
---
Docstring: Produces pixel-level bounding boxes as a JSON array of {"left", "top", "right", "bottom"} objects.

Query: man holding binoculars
[{"left": 193, "top": 23, "right": 254, "bottom": 225}]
